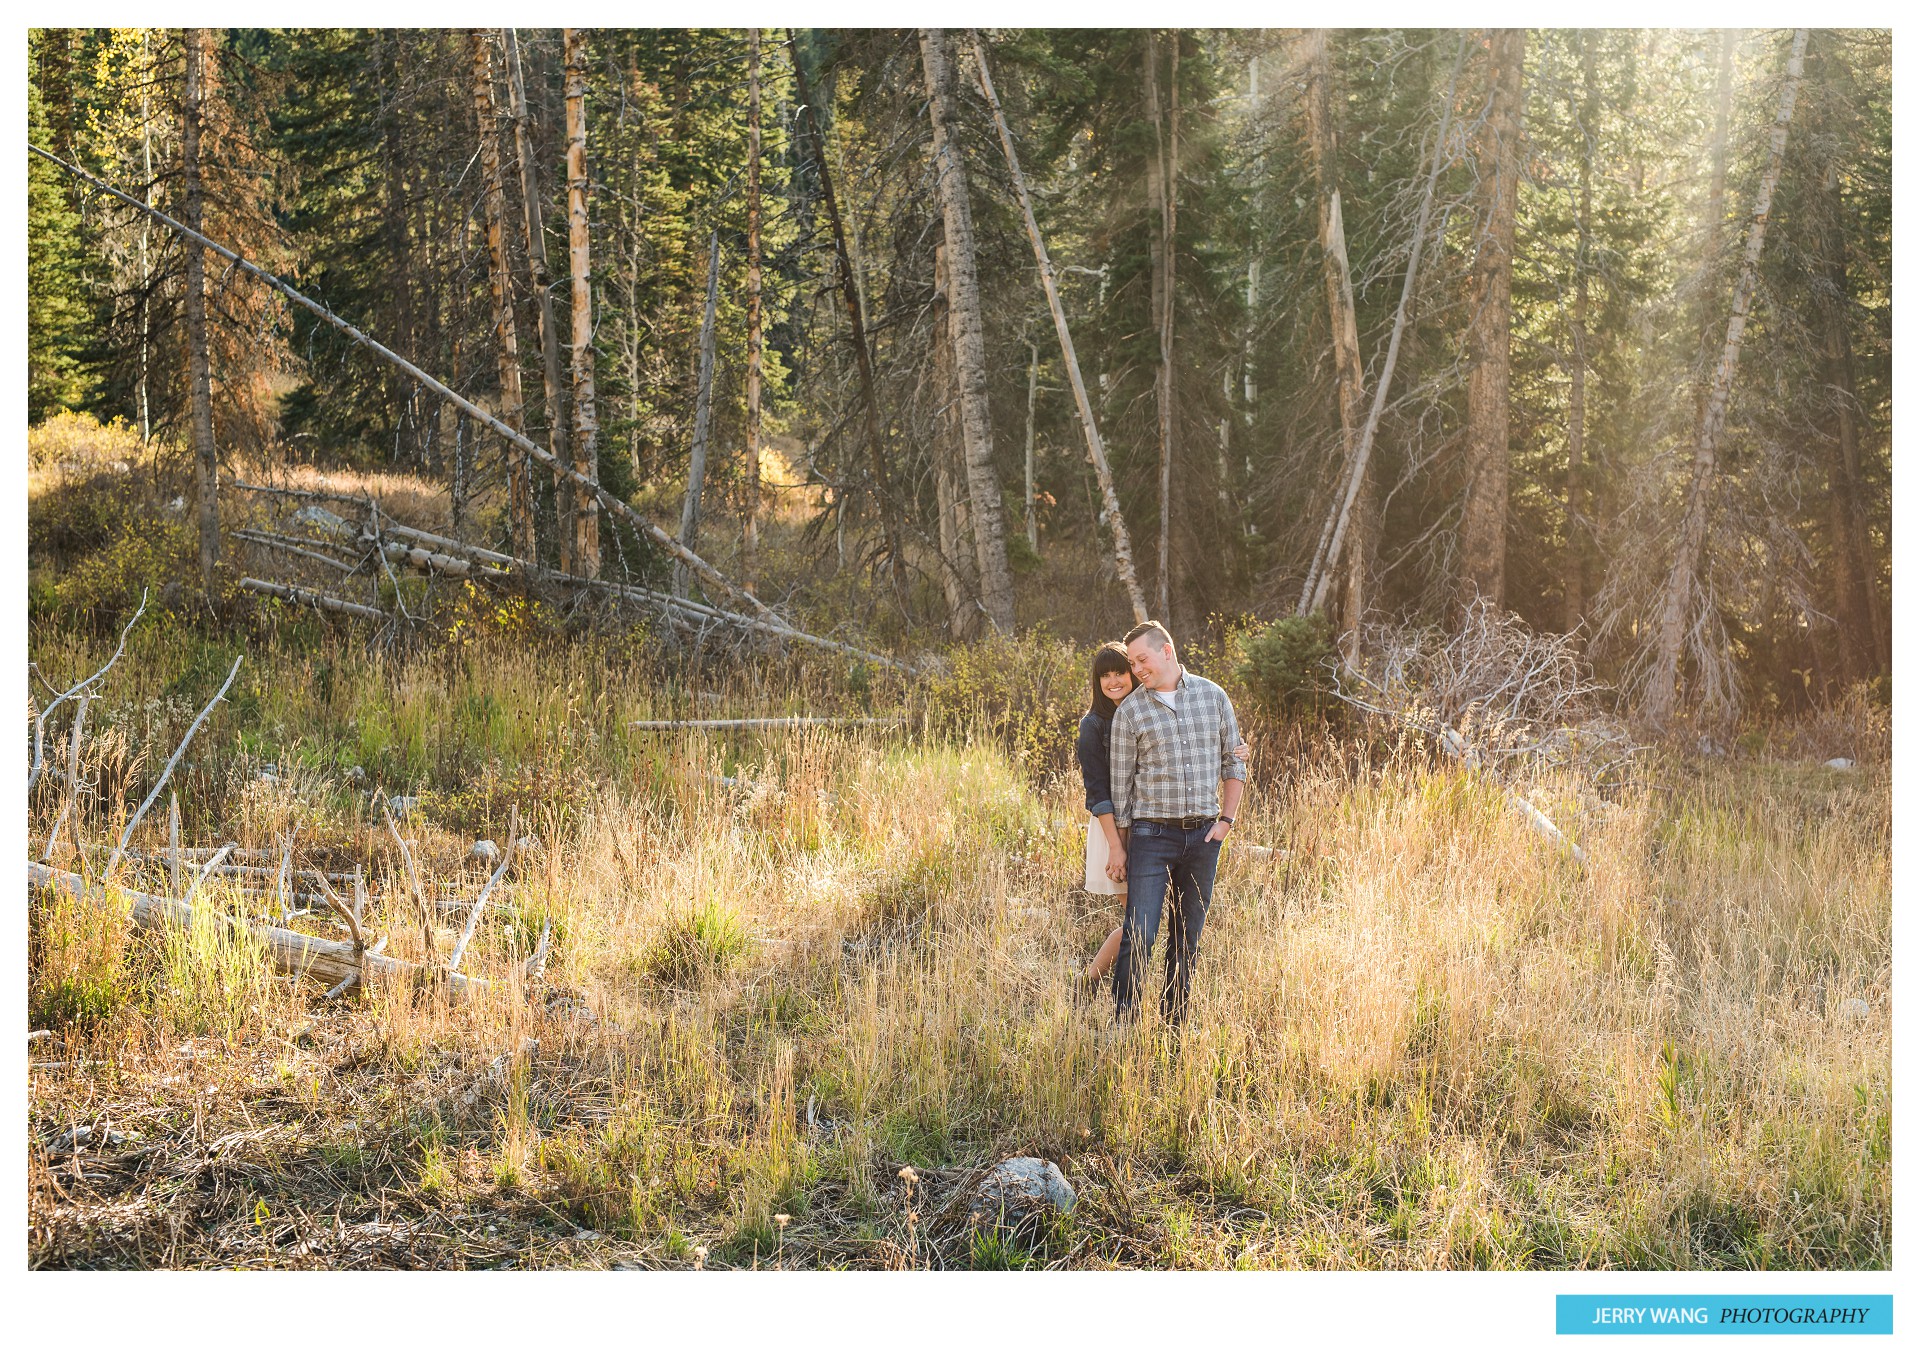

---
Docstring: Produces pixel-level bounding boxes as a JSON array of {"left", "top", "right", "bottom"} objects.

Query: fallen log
[
  {"left": 27, "top": 862, "right": 489, "bottom": 998},
  {"left": 628, "top": 717, "right": 902, "bottom": 731},
  {"left": 362, "top": 523, "right": 904, "bottom": 669},
  {"left": 232, "top": 471, "right": 904, "bottom": 666},
  {"left": 238, "top": 577, "right": 387, "bottom": 622},
  {"left": 231, "top": 528, "right": 363, "bottom": 573}
]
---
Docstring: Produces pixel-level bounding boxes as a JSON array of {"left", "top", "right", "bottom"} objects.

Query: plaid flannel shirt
[{"left": 1109, "top": 669, "right": 1246, "bottom": 829}]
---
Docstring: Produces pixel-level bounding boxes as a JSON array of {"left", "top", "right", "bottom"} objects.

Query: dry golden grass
[
  {"left": 26, "top": 413, "right": 1889, "bottom": 1269},
  {"left": 25, "top": 620, "right": 1891, "bottom": 1270}
]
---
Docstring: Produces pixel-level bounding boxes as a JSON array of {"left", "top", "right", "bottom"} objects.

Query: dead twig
[
  {"left": 39, "top": 691, "right": 90, "bottom": 862},
  {"left": 29, "top": 588, "right": 147, "bottom": 794},
  {"left": 104, "top": 654, "right": 242, "bottom": 882},
  {"left": 449, "top": 808, "right": 520, "bottom": 974}
]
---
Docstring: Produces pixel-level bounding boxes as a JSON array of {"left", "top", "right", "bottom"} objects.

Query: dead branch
[
  {"left": 1328, "top": 602, "right": 1647, "bottom": 863},
  {"left": 183, "top": 841, "right": 237, "bottom": 909},
  {"left": 449, "top": 809, "right": 519, "bottom": 974},
  {"left": 27, "top": 862, "right": 488, "bottom": 998},
  {"left": 238, "top": 578, "right": 386, "bottom": 622},
  {"left": 230, "top": 529, "right": 362, "bottom": 573},
  {"left": 39, "top": 691, "right": 90, "bottom": 862},
  {"left": 525, "top": 915, "right": 554, "bottom": 982},
  {"left": 29, "top": 588, "right": 147, "bottom": 794},
  {"left": 310, "top": 870, "right": 367, "bottom": 953},
  {"left": 104, "top": 654, "right": 242, "bottom": 881}
]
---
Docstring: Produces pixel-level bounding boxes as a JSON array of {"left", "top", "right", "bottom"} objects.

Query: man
[{"left": 1106, "top": 620, "right": 1247, "bottom": 1028}]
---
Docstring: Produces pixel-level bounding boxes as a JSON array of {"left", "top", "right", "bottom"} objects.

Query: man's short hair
[{"left": 1124, "top": 620, "right": 1174, "bottom": 651}]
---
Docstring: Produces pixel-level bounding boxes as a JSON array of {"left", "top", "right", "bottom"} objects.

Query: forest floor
[{"left": 26, "top": 421, "right": 1892, "bottom": 1270}]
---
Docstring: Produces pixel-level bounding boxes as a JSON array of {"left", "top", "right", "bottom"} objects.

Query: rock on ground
[{"left": 968, "top": 1156, "right": 1076, "bottom": 1234}]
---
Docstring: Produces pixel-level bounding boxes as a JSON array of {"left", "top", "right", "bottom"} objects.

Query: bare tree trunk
[
  {"left": 1644, "top": 29, "right": 1809, "bottom": 728},
  {"left": 450, "top": 196, "right": 472, "bottom": 531},
  {"left": 137, "top": 30, "right": 153, "bottom": 442},
  {"left": 1302, "top": 36, "right": 1469, "bottom": 618},
  {"left": 919, "top": 28, "right": 1017, "bottom": 634},
  {"left": 183, "top": 27, "right": 218, "bottom": 590},
  {"left": 743, "top": 28, "right": 764, "bottom": 595},
  {"left": 1303, "top": 30, "right": 1374, "bottom": 643},
  {"left": 469, "top": 29, "right": 533, "bottom": 559},
  {"left": 1146, "top": 31, "right": 1178, "bottom": 621},
  {"left": 1695, "top": 32, "right": 1738, "bottom": 426},
  {"left": 1457, "top": 28, "right": 1525, "bottom": 614},
  {"left": 932, "top": 242, "right": 982, "bottom": 637},
  {"left": 562, "top": 28, "right": 600, "bottom": 577},
  {"left": 377, "top": 31, "right": 418, "bottom": 467},
  {"left": 971, "top": 32, "right": 1148, "bottom": 622},
  {"left": 505, "top": 29, "right": 574, "bottom": 570},
  {"left": 677, "top": 232, "right": 721, "bottom": 599},
  {"left": 1024, "top": 340, "right": 1039, "bottom": 551},
  {"left": 791, "top": 55, "right": 907, "bottom": 602},
  {"left": 451, "top": 336, "right": 468, "bottom": 533},
  {"left": 1563, "top": 32, "right": 1597, "bottom": 636}
]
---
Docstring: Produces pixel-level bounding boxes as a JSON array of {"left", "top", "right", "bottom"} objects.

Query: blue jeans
[{"left": 1113, "top": 819, "right": 1221, "bottom": 1026}]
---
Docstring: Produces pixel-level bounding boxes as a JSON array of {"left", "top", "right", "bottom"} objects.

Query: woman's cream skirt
[{"left": 1084, "top": 816, "right": 1125, "bottom": 895}]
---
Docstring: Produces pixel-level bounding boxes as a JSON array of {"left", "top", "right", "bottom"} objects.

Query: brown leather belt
[{"left": 1135, "top": 815, "right": 1215, "bottom": 830}]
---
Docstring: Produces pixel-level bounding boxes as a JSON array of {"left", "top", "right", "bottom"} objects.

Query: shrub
[
  {"left": 29, "top": 880, "right": 131, "bottom": 1032},
  {"left": 1231, "top": 613, "right": 1336, "bottom": 719},
  {"left": 645, "top": 899, "right": 750, "bottom": 984},
  {"left": 916, "top": 630, "right": 1083, "bottom": 774}
]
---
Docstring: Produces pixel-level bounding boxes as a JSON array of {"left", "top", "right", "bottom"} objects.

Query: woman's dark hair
[{"left": 1089, "top": 641, "right": 1134, "bottom": 718}]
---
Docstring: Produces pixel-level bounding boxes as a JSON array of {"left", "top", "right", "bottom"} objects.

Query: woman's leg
[{"left": 1085, "top": 925, "right": 1124, "bottom": 980}]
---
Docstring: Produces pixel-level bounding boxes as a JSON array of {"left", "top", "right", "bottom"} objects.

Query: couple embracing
[{"left": 1072, "top": 621, "right": 1248, "bottom": 1028}]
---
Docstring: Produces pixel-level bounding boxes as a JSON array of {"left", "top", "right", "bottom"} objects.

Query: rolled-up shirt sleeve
[
  {"left": 1217, "top": 690, "right": 1247, "bottom": 782},
  {"left": 1076, "top": 715, "right": 1114, "bottom": 818},
  {"left": 1110, "top": 702, "right": 1137, "bottom": 828}
]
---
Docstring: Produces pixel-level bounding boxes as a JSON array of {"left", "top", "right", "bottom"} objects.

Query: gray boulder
[
  {"left": 290, "top": 504, "right": 355, "bottom": 540},
  {"left": 470, "top": 839, "right": 501, "bottom": 865},
  {"left": 969, "top": 1156, "right": 1076, "bottom": 1234},
  {"left": 1824, "top": 758, "right": 1856, "bottom": 771}
]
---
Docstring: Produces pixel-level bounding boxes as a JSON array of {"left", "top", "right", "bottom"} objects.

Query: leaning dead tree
[
  {"left": 1642, "top": 30, "right": 1810, "bottom": 729},
  {"left": 1299, "top": 35, "right": 1469, "bottom": 619},
  {"left": 26, "top": 144, "right": 879, "bottom": 664},
  {"left": 790, "top": 49, "right": 908, "bottom": 601},
  {"left": 1301, "top": 30, "right": 1374, "bottom": 640},
  {"left": 971, "top": 32, "right": 1149, "bottom": 624}
]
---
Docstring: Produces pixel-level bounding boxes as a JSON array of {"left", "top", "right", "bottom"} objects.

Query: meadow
[{"left": 26, "top": 421, "right": 1891, "bottom": 1270}]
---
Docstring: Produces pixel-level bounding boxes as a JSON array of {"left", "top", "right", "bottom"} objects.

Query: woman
[{"left": 1074, "top": 641, "right": 1247, "bottom": 996}]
